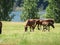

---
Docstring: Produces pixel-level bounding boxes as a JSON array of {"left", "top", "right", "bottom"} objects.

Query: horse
[
  {"left": 36, "top": 19, "right": 55, "bottom": 31},
  {"left": 42, "top": 19, "right": 55, "bottom": 28},
  {"left": 0, "top": 22, "right": 2, "bottom": 34},
  {"left": 42, "top": 19, "right": 55, "bottom": 31},
  {"left": 25, "top": 19, "right": 36, "bottom": 32}
]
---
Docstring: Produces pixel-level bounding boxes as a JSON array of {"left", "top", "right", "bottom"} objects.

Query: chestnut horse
[
  {"left": 25, "top": 19, "right": 36, "bottom": 32},
  {"left": 0, "top": 22, "right": 2, "bottom": 34}
]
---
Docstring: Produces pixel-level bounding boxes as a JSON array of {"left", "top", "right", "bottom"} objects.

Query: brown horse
[
  {"left": 0, "top": 22, "right": 2, "bottom": 34},
  {"left": 25, "top": 19, "right": 36, "bottom": 32},
  {"left": 36, "top": 19, "right": 55, "bottom": 31},
  {"left": 42, "top": 19, "right": 55, "bottom": 31},
  {"left": 42, "top": 19, "right": 55, "bottom": 27}
]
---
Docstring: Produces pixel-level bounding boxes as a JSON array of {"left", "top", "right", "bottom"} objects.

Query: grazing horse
[
  {"left": 42, "top": 19, "right": 55, "bottom": 28},
  {"left": 0, "top": 22, "right": 2, "bottom": 34},
  {"left": 25, "top": 19, "right": 36, "bottom": 32},
  {"left": 42, "top": 19, "right": 55, "bottom": 31},
  {"left": 36, "top": 19, "right": 55, "bottom": 31}
]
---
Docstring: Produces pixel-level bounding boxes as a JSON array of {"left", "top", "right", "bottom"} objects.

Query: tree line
[
  {"left": 0, "top": 0, "right": 15, "bottom": 21},
  {"left": 0, "top": 0, "right": 60, "bottom": 23}
]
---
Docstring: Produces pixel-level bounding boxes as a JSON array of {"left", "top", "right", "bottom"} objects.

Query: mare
[
  {"left": 36, "top": 19, "right": 55, "bottom": 31},
  {"left": 25, "top": 19, "right": 36, "bottom": 32},
  {"left": 42, "top": 19, "right": 55, "bottom": 31}
]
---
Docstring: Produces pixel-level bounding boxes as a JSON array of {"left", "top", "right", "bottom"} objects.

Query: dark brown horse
[
  {"left": 42, "top": 19, "right": 55, "bottom": 31},
  {"left": 36, "top": 19, "right": 55, "bottom": 31},
  {"left": 25, "top": 19, "right": 36, "bottom": 32},
  {"left": 42, "top": 19, "right": 55, "bottom": 27},
  {"left": 0, "top": 22, "right": 2, "bottom": 34}
]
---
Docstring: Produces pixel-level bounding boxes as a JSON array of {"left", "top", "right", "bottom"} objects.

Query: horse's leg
[
  {"left": 48, "top": 26, "right": 50, "bottom": 32},
  {"left": 40, "top": 25, "right": 42, "bottom": 30},
  {"left": 30, "top": 26, "right": 32, "bottom": 32},
  {"left": 46, "top": 25, "right": 48, "bottom": 30},
  {"left": 38, "top": 24, "right": 40, "bottom": 30},
  {"left": 30, "top": 26, "right": 35, "bottom": 32},
  {"left": 42, "top": 25, "right": 46, "bottom": 32},
  {"left": 42, "top": 25, "right": 45, "bottom": 32},
  {"left": 32, "top": 26, "right": 35, "bottom": 32}
]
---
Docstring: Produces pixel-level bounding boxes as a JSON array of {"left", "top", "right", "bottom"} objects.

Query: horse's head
[
  {"left": 25, "top": 26, "right": 28, "bottom": 32},
  {"left": 50, "top": 22, "right": 55, "bottom": 28},
  {"left": 48, "top": 21, "right": 55, "bottom": 28}
]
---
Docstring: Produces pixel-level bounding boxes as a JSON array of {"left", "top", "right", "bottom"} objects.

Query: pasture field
[{"left": 0, "top": 21, "right": 60, "bottom": 45}]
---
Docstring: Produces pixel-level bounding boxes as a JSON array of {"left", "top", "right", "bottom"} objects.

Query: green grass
[{"left": 0, "top": 21, "right": 60, "bottom": 45}]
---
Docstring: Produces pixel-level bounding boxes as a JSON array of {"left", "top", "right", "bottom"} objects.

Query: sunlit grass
[{"left": 0, "top": 21, "right": 60, "bottom": 45}]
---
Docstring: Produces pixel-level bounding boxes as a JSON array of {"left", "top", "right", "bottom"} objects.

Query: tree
[
  {"left": 46, "top": 0, "right": 60, "bottom": 23},
  {"left": 16, "top": 0, "right": 23, "bottom": 7},
  {"left": 37, "top": 0, "right": 49, "bottom": 9},
  {"left": 17, "top": 0, "right": 49, "bottom": 9},
  {"left": 20, "top": 0, "right": 40, "bottom": 21},
  {"left": 0, "top": 0, "right": 15, "bottom": 21}
]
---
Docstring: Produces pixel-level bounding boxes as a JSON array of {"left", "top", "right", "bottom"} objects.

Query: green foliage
[
  {"left": 20, "top": 0, "right": 40, "bottom": 21},
  {"left": 46, "top": 0, "right": 60, "bottom": 23},
  {"left": 46, "top": 5, "right": 55, "bottom": 18},
  {"left": 0, "top": 0, "right": 14, "bottom": 21}
]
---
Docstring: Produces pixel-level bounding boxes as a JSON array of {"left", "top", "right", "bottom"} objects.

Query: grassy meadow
[{"left": 0, "top": 21, "right": 60, "bottom": 45}]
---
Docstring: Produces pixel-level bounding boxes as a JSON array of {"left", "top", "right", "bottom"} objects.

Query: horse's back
[{"left": 25, "top": 19, "right": 36, "bottom": 26}]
